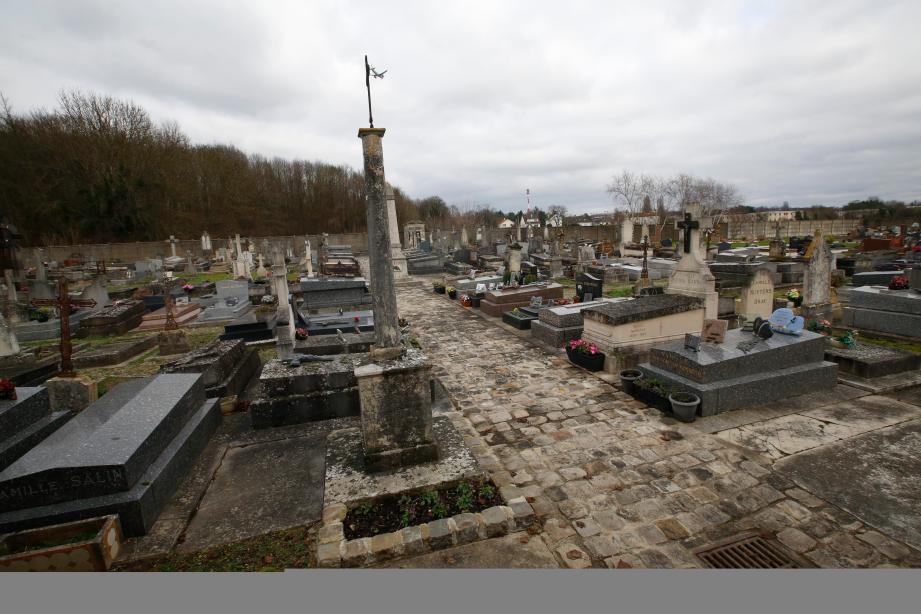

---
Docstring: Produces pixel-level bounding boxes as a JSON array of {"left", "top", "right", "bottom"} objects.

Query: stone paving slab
[
  {"left": 716, "top": 396, "right": 921, "bottom": 460},
  {"left": 397, "top": 283, "right": 921, "bottom": 568},
  {"left": 774, "top": 419, "right": 921, "bottom": 552},
  {"left": 692, "top": 385, "right": 868, "bottom": 434},
  {"left": 178, "top": 433, "right": 327, "bottom": 552}
]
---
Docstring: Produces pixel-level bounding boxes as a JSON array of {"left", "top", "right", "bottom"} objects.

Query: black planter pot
[
  {"left": 668, "top": 393, "right": 700, "bottom": 423},
  {"left": 434, "top": 286, "right": 446, "bottom": 294},
  {"left": 469, "top": 297, "right": 482, "bottom": 308},
  {"left": 619, "top": 369, "right": 643, "bottom": 394},
  {"left": 791, "top": 297, "right": 803, "bottom": 307},
  {"left": 566, "top": 347, "right": 605, "bottom": 372},
  {"left": 447, "top": 290, "right": 457, "bottom": 299}
]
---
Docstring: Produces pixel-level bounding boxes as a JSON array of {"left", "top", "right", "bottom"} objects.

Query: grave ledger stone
[
  {"left": 0, "top": 374, "right": 221, "bottom": 536},
  {"left": 1, "top": 387, "right": 71, "bottom": 472},
  {"left": 637, "top": 328, "right": 837, "bottom": 416}
]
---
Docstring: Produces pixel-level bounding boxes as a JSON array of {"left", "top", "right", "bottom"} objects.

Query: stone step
[
  {"left": 0, "top": 387, "right": 50, "bottom": 436},
  {"left": 0, "top": 397, "right": 220, "bottom": 537},
  {"left": 0, "top": 374, "right": 205, "bottom": 512},
  {"left": 648, "top": 328, "right": 828, "bottom": 384},
  {"left": 0, "top": 411, "right": 73, "bottom": 472}
]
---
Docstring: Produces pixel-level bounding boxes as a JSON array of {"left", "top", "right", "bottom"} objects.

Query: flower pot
[
  {"left": 668, "top": 393, "right": 700, "bottom": 423},
  {"left": 566, "top": 346, "right": 605, "bottom": 372},
  {"left": 434, "top": 286, "right": 446, "bottom": 294},
  {"left": 469, "top": 297, "right": 482, "bottom": 308},
  {"left": 0, "top": 515, "right": 123, "bottom": 572},
  {"left": 619, "top": 369, "right": 643, "bottom": 393},
  {"left": 447, "top": 290, "right": 457, "bottom": 299},
  {"left": 790, "top": 297, "right": 803, "bottom": 307}
]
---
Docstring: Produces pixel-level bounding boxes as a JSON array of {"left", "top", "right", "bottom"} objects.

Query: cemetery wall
[
  {"left": 725, "top": 219, "right": 856, "bottom": 240},
  {"left": 22, "top": 233, "right": 370, "bottom": 263}
]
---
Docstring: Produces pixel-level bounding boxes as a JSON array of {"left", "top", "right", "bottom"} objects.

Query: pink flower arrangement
[
  {"left": 568, "top": 339, "right": 599, "bottom": 355},
  {"left": 182, "top": 284, "right": 194, "bottom": 291}
]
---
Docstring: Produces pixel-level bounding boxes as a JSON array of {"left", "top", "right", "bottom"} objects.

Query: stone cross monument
[
  {"left": 355, "top": 124, "right": 438, "bottom": 471},
  {"left": 30, "top": 278, "right": 98, "bottom": 411},
  {"left": 665, "top": 205, "right": 718, "bottom": 319},
  {"left": 166, "top": 235, "right": 179, "bottom": 258}
]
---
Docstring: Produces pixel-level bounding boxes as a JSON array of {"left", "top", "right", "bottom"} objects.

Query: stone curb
[{"left": 317, "top": 500, "right": 534, "bottom": 568}]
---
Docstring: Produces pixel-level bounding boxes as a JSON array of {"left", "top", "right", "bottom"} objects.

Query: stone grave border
[{"left": 316, "top": 496, "right": 536, "bottom": 568}]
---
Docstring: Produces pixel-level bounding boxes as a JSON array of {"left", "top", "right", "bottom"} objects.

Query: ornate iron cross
[
  {"left": 30, "top": 278, "right": 96, "bottom": 378},
  {"left": 676, "top": 212, "right": 699, "bottom": 254}
]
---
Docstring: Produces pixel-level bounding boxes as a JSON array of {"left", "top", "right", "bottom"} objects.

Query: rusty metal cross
[{"left": 30, "top": 278, "right": 96, "bottom": 377}]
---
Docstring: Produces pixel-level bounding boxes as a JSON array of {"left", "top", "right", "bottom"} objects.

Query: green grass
[
  {"left": 604, "top": 285, "right": 635, "bottom": 298},
  {"left": 553, "top": 277, "right": 576, "bottom": 286},
  {"left": 175, "top": 271, "right": 234, "bottom": 285},
  {"left": 113, "top": 526, "right": 316, "bottom": 572}
]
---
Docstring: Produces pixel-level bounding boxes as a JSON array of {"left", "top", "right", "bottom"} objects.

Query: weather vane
[{"left": 364, "top": 54, "right": 387, "bottom": 128}]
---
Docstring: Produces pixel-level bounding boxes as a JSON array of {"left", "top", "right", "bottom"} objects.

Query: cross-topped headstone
[
  {"left": 676, "top": 212, "right": 699, "bottom": 254},
  {"left": 30, "top": 278, "right": 96, "bottom": 378},
  {"left": 166, "top": 235, "right": 179, "bottom": 258}
]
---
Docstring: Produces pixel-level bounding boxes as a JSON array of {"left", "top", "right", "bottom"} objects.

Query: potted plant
[
  {"left": 806, "top": 319, "right": 832, "bottom": 335},
  {"left": 0, "top": 378, "right": 16, "bottom": 401},
  {"left": 631, "top": 377, "right": 672, "bottom": 412},
  {"left": 433, "top": 282, "right": 446, "bottom": 294},
  {"left": 566, "top": 339, "right": 605, "bottom": 371},
  {"left": 786, "top": 288, "right": 802, "bottom": 307},
  {"left": 889, "top": 275, "right": 909, "bottom": 290},
  {"left": 0, "top": 515, "right": 123, "bottom": 572},
  {"left": 447, "top": 286, "right": 457, "bottom": 299},
  {"left": 619, "top": 369, "right": 643, "bottom": 393},
  {"left": 829, "top": 329, "right": 858, "bottom": 349},
  {"left": 668, "top": 391, "right": 700, "bottom": 423},
  {"left": 295, "top": 327, "right": 309, "bottom": 340},
  {"left": 459, "top": 294, "right": 472, "bottom": 307}
]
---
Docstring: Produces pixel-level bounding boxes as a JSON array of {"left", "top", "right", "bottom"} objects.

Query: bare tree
[{"left": 606, "top": 170, "right": 643, "bottom": 213}]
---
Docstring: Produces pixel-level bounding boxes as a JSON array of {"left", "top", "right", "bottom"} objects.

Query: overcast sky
[{"left": 2, "top": 0, "right": 920, "bottom": 214}]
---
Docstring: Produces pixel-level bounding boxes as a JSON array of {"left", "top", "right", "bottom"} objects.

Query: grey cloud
[{"left": 0, "top": 0, "right": 918, "bottom": 213}]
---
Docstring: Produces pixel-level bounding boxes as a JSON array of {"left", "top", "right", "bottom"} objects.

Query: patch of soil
[{"left": 344, "top": 478, "right": 502, "bottom": 540}]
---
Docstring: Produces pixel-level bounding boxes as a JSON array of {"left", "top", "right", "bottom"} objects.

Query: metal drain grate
[{"left": 693, "top": 532, "right": 811, "bottom": 569}]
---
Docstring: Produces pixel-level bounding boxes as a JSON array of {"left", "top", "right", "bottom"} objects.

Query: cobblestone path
[{"left": 398, "top": 283, "right": 921, "bottom": 568}]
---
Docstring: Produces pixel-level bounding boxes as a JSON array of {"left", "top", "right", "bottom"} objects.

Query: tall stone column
[
  {"left": 385, "top": 184, "right": 408, "bottom": 279},
  {"left": 272, "top": 249, "right": 294, "bottom": 359},
  {"left": 358, "top": 128, "right": 401, "bottom": 353},
  {"left": 355, "top": 127, "right": 437, "bottom": 471}
]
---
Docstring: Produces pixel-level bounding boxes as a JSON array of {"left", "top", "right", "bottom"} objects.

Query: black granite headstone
[{"left": 576, "top": 273, "right": 603, "bottom": 302}]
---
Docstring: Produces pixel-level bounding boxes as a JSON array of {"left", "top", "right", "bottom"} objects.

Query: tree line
[{"left": 0, "top": 91, "right": 449, "bottom": 246}]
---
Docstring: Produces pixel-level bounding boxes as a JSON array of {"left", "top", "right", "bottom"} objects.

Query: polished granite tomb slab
[
  {"left": 0, "top": 387, "right": 72, "bottom": 472},
  {"left": 638, "top": 328, "right": 838, "bottom": 416},
  {"left": 0, "top": 374, "right": 220, "bottom": 536}
]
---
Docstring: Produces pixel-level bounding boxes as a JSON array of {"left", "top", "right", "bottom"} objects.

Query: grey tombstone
[
  {"left": 802, "top": 230, "right": 833, "bottom": 311},
  {"left": 80, "top": 277, "right": 111, "bottom": 312},
  {"left": 738, "top": 268, "right": 775, "bottom": 320}
]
